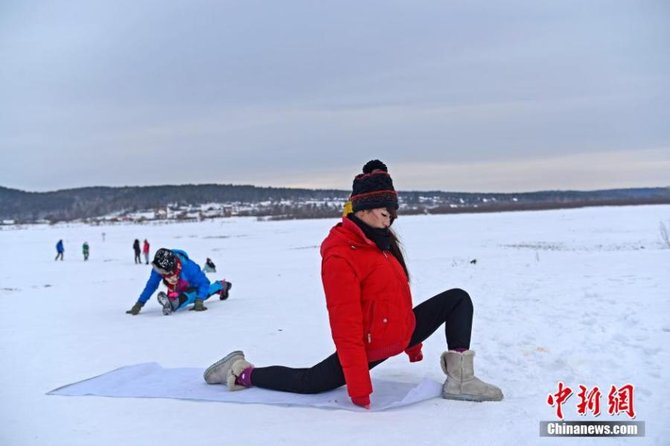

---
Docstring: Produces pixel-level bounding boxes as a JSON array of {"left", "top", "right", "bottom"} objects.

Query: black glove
[{"left": 126, "top": 302, "right": 143, "bottom": 315}]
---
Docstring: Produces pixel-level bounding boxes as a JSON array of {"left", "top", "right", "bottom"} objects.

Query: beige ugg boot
[
  {"left": 441, "top": 350, "right": 503, "bottom": 402},
  {"left": 203, "top": 350, "right": 254, "bottom": 390}
]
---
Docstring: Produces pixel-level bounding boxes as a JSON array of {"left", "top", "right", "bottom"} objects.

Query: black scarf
[{"left": 348, "top": 214, "right": 391, "bottom": 251}]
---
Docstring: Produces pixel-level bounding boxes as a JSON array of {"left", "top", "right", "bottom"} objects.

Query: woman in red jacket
[{"left": 204, "top": 160, "right": 503, "bottom": 408}]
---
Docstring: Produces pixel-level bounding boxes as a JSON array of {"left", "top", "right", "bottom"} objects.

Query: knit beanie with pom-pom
[{"left": 349, "top": 160, "right": 398, "bottom": 213}]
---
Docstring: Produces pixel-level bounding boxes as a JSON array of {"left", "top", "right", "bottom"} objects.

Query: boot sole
[
  {"left": 443, "top": 392, "right": 503, "bottom": 402},
  {"left": 203, "top": 350, "right": 244, "bottom": 384},
  {"left": 157, "top": 292, "right": 173, "bottom": 315}
]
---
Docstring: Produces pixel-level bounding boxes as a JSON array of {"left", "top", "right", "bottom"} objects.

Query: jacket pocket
[{"left": 365, "top": 300, "right": 392, "bottom": 345}]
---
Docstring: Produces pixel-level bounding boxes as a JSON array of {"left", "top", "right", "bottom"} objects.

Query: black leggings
[{"left": 251, "top": 288, "right": 473, "bottom": 394}]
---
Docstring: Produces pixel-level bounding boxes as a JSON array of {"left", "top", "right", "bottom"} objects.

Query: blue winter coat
[
  {"left": 56, "top": 240, "right": 64, "bottom": 253},
  {"left": 137, "top": 249, "right": 210, "bottom": 305}
]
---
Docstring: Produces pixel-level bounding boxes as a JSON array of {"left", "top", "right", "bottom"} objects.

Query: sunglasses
[{"left": 152, "top": 264, "right": 173, "bottom": 276}]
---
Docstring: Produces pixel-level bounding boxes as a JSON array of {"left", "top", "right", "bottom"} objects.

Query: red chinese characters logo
[
  {"left": 608, "top": 384, "right": 636, "bottom": 419},
  {"left": 576, "top": 385, "right": 601, "bottom": 416},
  {"left": 547, "top": 381, "right": 573, "bottom": 420},
  {"left": 547, "top": 382, "right": 636, "bottom": 420}
]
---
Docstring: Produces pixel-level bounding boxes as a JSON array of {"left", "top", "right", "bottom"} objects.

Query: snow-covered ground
[{"left": 1, "top": 205, "right": 668, "bottom": 445}]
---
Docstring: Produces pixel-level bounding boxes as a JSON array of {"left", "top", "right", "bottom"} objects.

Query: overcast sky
[{"left": 1, "top": 0, "right": 668, "bottom": 193}]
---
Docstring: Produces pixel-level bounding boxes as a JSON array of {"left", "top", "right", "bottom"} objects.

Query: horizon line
[{"left": 2, "top": 183, "right": 668, "bottom": 196}]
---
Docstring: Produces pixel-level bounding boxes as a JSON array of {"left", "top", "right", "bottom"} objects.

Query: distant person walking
[
  {"left": 133, "top": 239, "right": 141, "bottom": 264},
  {"left": 142, "top": 239, "right": 150, "bottom": 264},
  {"left": 55, "top": 239, "right": 64, "bottom": 261},
  {"left": 82, "top": 242, "right": 90, "bottom": 261}
]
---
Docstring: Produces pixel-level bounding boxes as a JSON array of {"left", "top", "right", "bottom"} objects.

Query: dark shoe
[{"left": 219, "top": 281, "right": 232, "bottom": 300}]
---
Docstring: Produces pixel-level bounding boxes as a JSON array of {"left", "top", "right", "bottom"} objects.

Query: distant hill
[{"left": 0, "top": 184, "right": 668, "bottom": 224}]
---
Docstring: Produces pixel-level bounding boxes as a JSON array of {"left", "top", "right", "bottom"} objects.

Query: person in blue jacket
[
  {"left": 125, "top": 248, "right": 232, "bottom": 316},
  {"left": 55, "top": 239, "right": 64, "bottom": 261}
]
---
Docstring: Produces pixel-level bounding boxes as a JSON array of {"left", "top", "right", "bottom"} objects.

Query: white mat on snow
[{"left": 47, "top": 362, "right": 443, "bottom": 412}]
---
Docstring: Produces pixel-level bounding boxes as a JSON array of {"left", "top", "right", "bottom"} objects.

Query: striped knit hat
[{"left": 350, "top": 160, "right": 399, "bottom": 212}]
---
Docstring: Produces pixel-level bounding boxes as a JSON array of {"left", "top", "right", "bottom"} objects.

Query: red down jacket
[{"left": 320, "top": 217, "right": 421, "bottom": 399}]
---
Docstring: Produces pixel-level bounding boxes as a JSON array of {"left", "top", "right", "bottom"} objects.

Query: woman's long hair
[{"left": 388, "top": 208, "right": 409, "bottom": 279}]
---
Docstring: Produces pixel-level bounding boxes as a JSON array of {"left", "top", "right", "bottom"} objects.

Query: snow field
[{"left": 0, "top": 205, "right": 668, "bottom": 445}]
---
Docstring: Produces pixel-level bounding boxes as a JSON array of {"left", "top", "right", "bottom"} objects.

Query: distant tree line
[
  {"left": 0, "top": 184, "right": 347, "bottom": 222},
  {"left": 0, "top": 184, "right": 668, "bottom": 223}
]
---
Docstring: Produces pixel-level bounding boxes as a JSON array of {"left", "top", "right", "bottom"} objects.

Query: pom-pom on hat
[{"left": 350, "top": 160, "right": 399, "bottom": 213}]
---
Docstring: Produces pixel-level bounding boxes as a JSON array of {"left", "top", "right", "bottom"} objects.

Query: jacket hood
[
  {"left": 320, "top": 217, "right": 376, "bottom": 257},
  {"left": 171, "top": 249, "right": 191, "bottom": 261}
]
